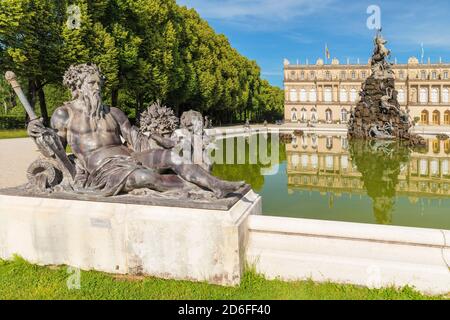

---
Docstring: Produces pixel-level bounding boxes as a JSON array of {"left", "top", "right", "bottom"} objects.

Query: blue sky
[{"left": 176, "top": 0, "right": 450, "bottom": 88}]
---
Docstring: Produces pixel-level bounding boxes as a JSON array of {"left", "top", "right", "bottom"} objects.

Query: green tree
[
  {"left": 63, "top": 1, "right": 120, "bottom": 103},
  {"left": 256, "top": 80, "right": 284, "bottom": 122},
  {"left": 62, "top": 0, "right": 91, "bottom": 66},
  {"left": 0, "top": 0, "right": 66, "bottom": 124},
  {"left": 1, "top": 0, "right": 284, "bottom": 127}
]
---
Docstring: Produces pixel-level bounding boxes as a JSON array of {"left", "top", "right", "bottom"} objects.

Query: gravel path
[{"left": 0, "top": 138, "right": 39, "bottom": 188}]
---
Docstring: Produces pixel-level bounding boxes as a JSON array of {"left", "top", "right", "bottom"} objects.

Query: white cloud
[
  {"left": 368, "top": 1, "right": 450, "bottom": 50},
  {"left": 283, "top": 32, "right": 316, "bottom": 44},
  {"left": 177, "top": 0, "right": 450, "bottom": 49},
  {"left": 262, "top": 71, "right": 283, "bottom": 76},
  {"left": 388, "top": 21, "right": 450, "bottom": 50}
]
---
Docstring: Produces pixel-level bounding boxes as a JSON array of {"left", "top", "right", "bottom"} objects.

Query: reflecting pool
[{"left": 212, "top": 133, "right": 450, "bottom": 230}]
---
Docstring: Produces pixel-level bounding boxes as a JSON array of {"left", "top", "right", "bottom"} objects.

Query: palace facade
[{"left": 284, "top": 57, "right": 450, "bottom": 126}]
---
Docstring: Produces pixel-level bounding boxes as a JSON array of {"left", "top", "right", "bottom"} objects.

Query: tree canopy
[{"left": 0, "top": 0, "right": 284, "bottom": 125}]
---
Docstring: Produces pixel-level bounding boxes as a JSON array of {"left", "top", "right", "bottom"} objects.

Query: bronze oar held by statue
[
  {"left": 5, "top": 71, "right": 38, "bottom": 121},
  {"left": 5, "top": 71, "right": 76, "bottom": 184}
]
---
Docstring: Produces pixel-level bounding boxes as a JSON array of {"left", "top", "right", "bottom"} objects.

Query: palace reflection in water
[
  {"left": 212, "top": 133, "right": 450, "bottom": 229},
  {"left": 286, "top": 134, "right": 450, "bottom": 227},
  {"left": 287, "top": 135, "right": 450, "bottom": 196}
]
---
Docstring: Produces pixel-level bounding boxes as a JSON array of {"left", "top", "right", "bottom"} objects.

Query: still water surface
[{"left": 212, "top": 133, "right": 450, "bottom": 230}]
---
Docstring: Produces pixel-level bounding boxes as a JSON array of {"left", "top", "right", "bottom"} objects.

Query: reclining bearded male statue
[{"left": 20, "top": 63, "right": 244, "bottom": 198}]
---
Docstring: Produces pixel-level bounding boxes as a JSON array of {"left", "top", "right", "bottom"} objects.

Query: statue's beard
[
  {"left": 85, "top": 91, "right": 103, "bottom": 119},
  {"left": 83, "top": 91, "right": 105, "bottom": 130}
]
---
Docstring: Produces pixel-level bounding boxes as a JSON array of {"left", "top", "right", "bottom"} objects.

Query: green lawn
[
  {"left": 0, "top": 129, "right": 28, "bottom": 139},
  {"left": 0, "top": 257, "right": 445, "bottom": 300}
]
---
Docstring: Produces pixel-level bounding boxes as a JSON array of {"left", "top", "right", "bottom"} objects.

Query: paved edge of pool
[
  {"left": 246, "top": 215, "right": 450, "bottom": 295},
  {"left": 206, "top": 125, "right": 450, "bottom": 138}
]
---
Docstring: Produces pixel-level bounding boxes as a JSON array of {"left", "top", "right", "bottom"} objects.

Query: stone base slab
[
  {"left": 0, "top": 191, "right": 261, "bottom": 286},
  {"left": 0, "top": 184, "right": 252, "bottom": 211},
  {"left": 247, "top": 216, "right": 450, "bottom": 295}
]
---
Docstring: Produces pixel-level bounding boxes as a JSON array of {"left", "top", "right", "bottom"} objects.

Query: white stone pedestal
[
  {"left": 247, "top": 216, "right": 450, "bottom": 295},
  {"left": 0, "top": 191, "right": 261, "bottom": 286}
]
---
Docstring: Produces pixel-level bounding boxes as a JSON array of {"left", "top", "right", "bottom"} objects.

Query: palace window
[
  {"left": 340, "top": 71, "right": 346, "bottom": 80},
  {"left": 431, "top": 160, "right": 439, "bottom": 175},
  {"left": 325, "top": 71, "right": 331, "bottom": 80},
  {"left": 433, "top": 140, "right": 440, "bottom": 154},
  {"left": 311, "top": 136, "right": 318, "bottom": 150},
  {"left": 443, "top": 159, "right": 449, "bottom": 174},
  {"left": 310, "top": 71, "right": 316, "bottom": 80},
  {"left": 444, "top": 71, "right": 449, "bottom": 79},
  {"left": 432, "top": 71, "right": 437, "bottom": 80},
  {"left": 311, "top": 108, "right": 318, "bottom": 123},
  {"left": 339, "top": 88, "right": 348, "bottom": 102},
  {"left": 311, "top": 154, "right": 318, "bottom": 167},
  {"left": 289, "top": 71, "right": 296, "bottom": 80},
  {"left": 325, "top": 109, "right": 333, "bottom": 123},
  {"left": 361, "top": 71, "right": 367, "bottom": 79},
  {"left": 350, "top": 88, "right": 358, "bottom": 102},
  {"left": 301, "top": 154, "right": 309, "bottom": 167},
  {"left": 421, "top": 110, "right": 429, "bottom": 125},
  {"left": 300, "top": 71, "right": 305, "bottom": 80},
  {"left": 291, "top": 154, "right": 299, "bottom": 166},
  {"left": 399, "top": 71, "right": 405, "bottom": 79},
  {"left": 443, "top": 89, "right": 449, "bottom": 103},
  {"left": 292, "top": 137, "right": 298, "bottom": 148},
  {"left": 341, "top": 155, "right": 349, "bottom": 170},
  {"left": 300, "top": 108, "right": 307, "bottom": 122},
  {"left": 420, "top": 159, "right": 428, "bottom": 175},
  {"left": 419, "top": 88, "right": 428, "bottom": 103},
  {"left": 289, "top": 89, "right": 298, "bottom": 102},
  {"left": 300, "top": 89, "right": 308, "bottom": 102},
  {"left": 432, "top": 110, "right": 440, "bottom": 125},
  {"left": 397, "top": 89, "right": 405, "bottom": 103},
  {"left": 431, "top": 88, "right": 439, "bottom": 103},
  {"left": 445, "top": 110, "right": 450, "bottom": 125},
  {"left": 351, "top": 71, "right": 356, "bottom": 79},
  {"left": 309, "top": 88, "right": 317, "bottom": 102},
  {"left": 421, "top": 70, "right": 427, "bottom": 80},
  {"left": 341, "top": 109, "right": 348, "bottom": 123},
  {"left": 291, "top": 108, "right": 297, "bottom": 121},
  {"left": 325, "top": 155, "right": 333, "bottom": 169},
  {"left": 326, "top": 137, "right": 333, "bottom": 150},
  {"left": 324, "top": 87, "right": 332, "bottom": 102},
  {"left": 301, "top": 137, "right": 308, "bottom": 150},
  {"left": 341, "top": 137, "right": 349, "bottom": 150},
  {"left": 445, "top": 141, "right": 450, "bottom": 155}
]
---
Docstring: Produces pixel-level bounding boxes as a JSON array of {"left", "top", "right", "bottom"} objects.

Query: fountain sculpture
[{"left": 348, "top": 31, "right": 426, "bottom": 146}]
